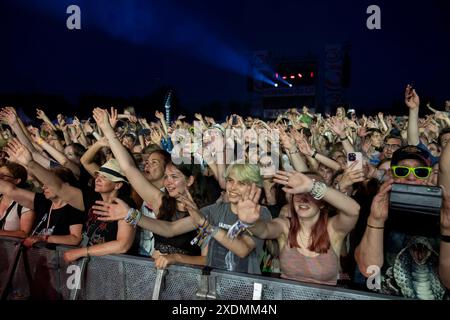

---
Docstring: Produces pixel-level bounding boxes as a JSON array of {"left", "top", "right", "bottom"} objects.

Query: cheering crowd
[{"left": 0, "top": 85, "right": 449, "bottom": 300}]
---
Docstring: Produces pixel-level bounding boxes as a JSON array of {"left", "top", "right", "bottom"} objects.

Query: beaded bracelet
[
  {"left": 227, "top": 220, "right": 255, "bottom": 240},
  {"left": 124, "top": 208, "right": 142, "bottom": 228},
  {"left": 191, "top": 219, "right": 210, "bottom": 246},
  {"left": 310, "top": 179, "right": 327, "bottom": 200},
  {"left": 198, "top": 226, "right": 219, "bottom": 250}
]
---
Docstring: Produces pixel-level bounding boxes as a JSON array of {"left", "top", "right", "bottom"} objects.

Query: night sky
[{"left": 1, "top": 0, "right": 449, "bottom": 118}]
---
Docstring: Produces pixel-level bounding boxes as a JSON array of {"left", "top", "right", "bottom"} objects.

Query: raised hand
[
  {"left": 4, "top": 106, "right": 17, "bottom": 116},
  {"left": 72, "top": 116, "right": 81, "bottom": 127},
  {"left": 329, "top": 117, "right": 346, "bottom": 138},
  {"left": 129, "top": 115, "right": 138, "bottom": 123},
  {"left": 93, "top": 108, "right": 113, "bottom": 133},
  {"left": 370, "top": 179, "right": 394, "bottom": 223},
  {"left": 155, "top": 110, "right": 165, "bottom": 121},
  {"left": 4, "top": 138, "right": 33, "bottom": 166},
  {"left": 278, "top": 126, "right": 295, "bottom": 152},
  {"left": 236, "top": 183, "right": 262, "bottom": 225},
  {"left": 56, "top": 114, "right": 67, "bottom": 130},
  {"left": 273, "top": 171, "right": 314, "bottom": 195},
  {"left": 441, "top": 185, "right": 450, "bottom": 231},
  {"left": 83, "top": 120, "right": 94, "bottom": 134},
  {"left": 109, "top": 107, "right": 118, "bottom": 128},
  {"left": 93, "top": 198, "right": 130, "bottom": 221},
  {"left": 405, "top": 84, "right": 420, "bottom": 110},
  {"left": 194, "top": 113, "right": 203, "bottom": 121},
  {"left": 204, "top": 116, "right": 215, "bottom": 125},
  {"left": 0, "top": 107, "right": 17, "bottom": 123},
  {"left": 338, "top": 161, "right": 365, "bottom": 192},
  {"left": 294, "top": 131, "right": 314, "bottom": 157},
  {"left": 177, "top": 188, "right": 204, "bottom": 227},
  {"left": 36, "top": 108, "right": 47, "bottom": 121},
  {"left": 28, "top": 127, "right": 41, "bottom": 143},
  {"left": 150, "top": 129, "right": 163, "bottom": 145}
]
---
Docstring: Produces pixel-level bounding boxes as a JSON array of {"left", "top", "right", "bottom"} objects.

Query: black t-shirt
[
  {"left": 33, "top": 193, "right": 86, "bottom": 236},
  {"left": 78, "top": 166, "right": 94, "bottom": 191},
  {"left": 82, "top": 187, "right": 135, "bottom": 247}
]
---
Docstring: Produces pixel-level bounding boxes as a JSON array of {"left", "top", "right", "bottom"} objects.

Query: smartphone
[
  {"left": 347, "top": 152, "right": 363, "bottom": 171},
  {"left": 232, "top": 115, "right": 238, "bottom": 126}
]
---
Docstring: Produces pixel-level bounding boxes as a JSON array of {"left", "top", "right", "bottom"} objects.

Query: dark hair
[
  {"left": 366, "top": 128, "right": 382, "bottom": 136},
  {"left": 288, "top": 172, "right": 331, "bottom": 254},
  {"left": 123, "top": 133, "right": 137, "bottom": 144},
  {"left": 4, "top": 162, "right": 28, "bottom": 188},
  {"left": 438, "top": 128, "right": 450, "bottom": 146},
  {"left": 54, "top": 130, "right": 65, "bottom": 142},
  {"left": 52, "top": 167, "right": 80, "bottom": 188},
  {"left": 66, "top": 143, "right": 86, "bottom": 158},
  {"left": 384, "top": 134, "right": 403, "bottom": 145},
  {"left": 147, "top": 149, "right": 171, "bottom": 166},
  {"left": 142, "top": 143, "right": 162, "bottom": 154},
  {"left": 158, "top": 161, "right": 208, "bottom": 221}
]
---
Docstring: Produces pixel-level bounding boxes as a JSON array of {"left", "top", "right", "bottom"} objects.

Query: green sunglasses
[{"left": 391, "top": 166, "right": 432, "bottom": 179}]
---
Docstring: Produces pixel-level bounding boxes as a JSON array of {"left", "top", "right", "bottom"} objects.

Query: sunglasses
[{"left": 391, "top": 166, "right": 432, "bottom": 179}]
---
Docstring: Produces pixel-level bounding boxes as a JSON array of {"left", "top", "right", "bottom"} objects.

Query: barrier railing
[{"left": 0, "top": 237, "right": 397, "bottom": 300}]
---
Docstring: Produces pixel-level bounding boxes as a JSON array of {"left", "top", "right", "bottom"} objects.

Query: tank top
[{"left": 279, "top": 245, "right": 339, "bottom": 286}]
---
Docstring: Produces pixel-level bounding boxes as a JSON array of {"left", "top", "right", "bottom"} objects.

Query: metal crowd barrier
[{"left": 0, "top": 237, "right": 396, "bottom": 300}]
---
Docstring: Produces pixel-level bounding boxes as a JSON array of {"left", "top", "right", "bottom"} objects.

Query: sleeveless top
[{"left": 279, "top": 245, "right": 339, "bottom": 286}]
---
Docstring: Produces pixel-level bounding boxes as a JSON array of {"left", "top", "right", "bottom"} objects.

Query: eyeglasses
[{"left": 391, "top": 166, "right": 432, "bottom": 179}]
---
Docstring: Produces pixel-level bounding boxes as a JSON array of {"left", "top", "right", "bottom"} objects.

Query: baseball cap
[{"left": 391, "top": 145, "right": 432, "bottom": 167}]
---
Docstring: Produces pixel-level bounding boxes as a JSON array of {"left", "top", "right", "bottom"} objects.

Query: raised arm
[
  {"left": 36, "top": 108, "right": 57, "bottom": 131},
  {"left": 155, "top": 111, "right": 169, "bottom": 138},
  {"left": 80, "top": 139, "right": 107, "bottom": 177},
  {"left": 93, "top": 108, "right": 164, "bottom": 212},
  {"left": 0, "top": 107, "right": 52, "bottom": 168},
  {"left": 329, "top": 118, "right": 355, "bottom": 154},
  {"left": 273, "top": 171, "right": 360, "bottom": 235},
  {"left": 354, "top": 180, "right": 393, "bottom": 277},
  {"left": 439, "top": 138, "right": 450, "bottom": 288},
  {"left": 405, "top": 85, "right": 421, "bottom": 146},
  {"left": 0, "top": 179, "right": 35, "bottom": 209},
  {"left": 33, "top": 134, "right": 80, "bottom": 177},
  {"left": 5, "top": 139, "right": 85, "bottom": 211},
  {"left": 279, "top": 128, "right": 308, "bottom": 172}
]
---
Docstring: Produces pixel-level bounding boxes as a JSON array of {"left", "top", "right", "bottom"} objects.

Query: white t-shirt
[{"left": 0, "top": 201, "right": 32, "bottom": 231}]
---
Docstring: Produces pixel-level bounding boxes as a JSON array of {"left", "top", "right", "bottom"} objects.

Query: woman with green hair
[{"left": 93, "top": 163, "right": 272, "bottom": 274}]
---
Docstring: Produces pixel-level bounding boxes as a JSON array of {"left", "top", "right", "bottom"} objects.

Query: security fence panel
[
  {"left": 210, "top": 269, "right": 396, "bottom": 300},
  {"left": 158, "top": 264, "right": 203, "bottom": 300},
  {"left": 122, "top": 256, "right": 157, "bottom": 300},
  {"left": 0, "top": 238, "right": 403, "bottom": 301},
  {"left": 0, "top": 237, "right": 23, "bottom": 299}
]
